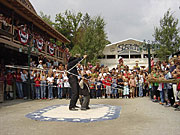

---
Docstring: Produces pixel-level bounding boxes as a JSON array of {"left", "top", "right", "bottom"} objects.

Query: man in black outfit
[{"left": 67, "top": 54, "right": 87, "bottom": 111}]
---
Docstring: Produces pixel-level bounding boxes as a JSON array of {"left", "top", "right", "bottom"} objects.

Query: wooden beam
[{"left": 0, "top": 29, "right": 14, "bottom": 38}]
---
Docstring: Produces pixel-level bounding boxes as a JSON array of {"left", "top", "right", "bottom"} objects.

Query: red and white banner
[
  {"left": 36, "top": 38, "right": 44, "bottom": 51},
  {"left": 18, "top": 29, "right": 29, "bottom": 45},
  {"left": 49, "top": 43, "right": 54, "bottom": 56}
]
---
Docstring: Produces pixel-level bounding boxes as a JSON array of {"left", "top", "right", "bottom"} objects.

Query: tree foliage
[
  {"left": 153, "top": 9, "right": 180, "bottom": 60},
  {"left": 40, "top": 10, "right": 109, "bottom": 64},
  {"left": 39, "top": 11, "right": 54, "bottom": 26}
]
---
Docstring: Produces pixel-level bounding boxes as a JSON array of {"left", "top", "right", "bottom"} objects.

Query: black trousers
[
  {"left": 168, "top": 88, "right": 175, "bottom": 105},
  {"left": 69, "top": 75, "right": 79, "bottom": 109}
]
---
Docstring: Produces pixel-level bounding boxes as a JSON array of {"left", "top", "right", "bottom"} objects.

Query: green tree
[
  {"left": 39, "top": 11, "right": 54, "bottom": 26},
  {"left": 153, "top": 9, "right": 180, "bottom": 60},
  {"left": 71, "top": 15, "right": 108, "bottom": 64},
  {"left": 39, "top": 10, "right": 108, "bottom": 64},
  {"left": 54, "top": 10, "right": 83, "bottom": 49},
  {"left": 54, "top": 10, "right": 108, "bottom": 64}
]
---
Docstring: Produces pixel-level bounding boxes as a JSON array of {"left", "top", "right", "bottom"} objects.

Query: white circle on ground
[
  {"left": 25, "top": 104, "right": 121, "bottom": 123},
  {"left": 42, "top": 105, "right": 109, "bottom": 119}
]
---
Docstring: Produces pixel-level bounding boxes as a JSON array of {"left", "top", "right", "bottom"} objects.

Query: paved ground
[{"left": 0, "top": 97, "right": 180, "bottom": 135}]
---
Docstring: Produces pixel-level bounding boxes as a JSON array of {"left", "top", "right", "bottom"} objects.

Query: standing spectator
[
  {"left": 37, "top": 60, "right": 43, "bottom": 69},
  {"left": 135, "top": 74, "right": 140, "bottom": 97},
  {"left": 129, "top": 75, "right": 136, "bottom": 98},
  {"left": 151, "top": 58, "right": 154, "bottom": 68},
  {"left": 111, "top": 75, "right": 117, "bottom": 98},
  {"left": 96, "top": 77, "right": 102, "bottom": 99},
  {"left": 5, "top": 71, "right": 13, "bottom": 100},
  {"left": 30, "top": 70, "right": 36, "bottom": 99},
  {"left": 164, "top": 68, "right": 173, "bottom": 106},
  {"left": 53, "top": 59, "right": 58, "bottom": 68},
  {"left": 21, "top": 70, "right": 28, "bottom": 99},
  {"left": 139, "top": 71, "right": 144, "bottom": 97},
  {"left": 47, "top": 73, "right": 54, "bottom": 100},
  {"left": 57, "top": 74, "right": 63, "bottom": 99},
  {"left": 105, "top": 73, "right": 112, "bottom": 98},
  {"left": 63, "top": 73, "right": 71, "bottom": 99},
  {"left": 46, "top": 59, "right": 52, "bottom": 68},
  {"left": 123, "top": 78, "right": 129, "bottom": 98},
  {"left": 40, "top": 70, "right": 46, "bottom": 99},
  {"left": 89, "top": 77, "right": 96, "bottom": 98},
  {"left": 53, "top": 71, "right": 58, "bottom": 98},
  {"left": 101, "top": 76, "right": 106, "bottom": 98},
  {"left": 15, "top": 69, "right": 23, "bottom": 98},
  {"left": 172, "top": 65, "right": 180, "bottom": 109},
  {"left": 152, "top": 70, "right": 159, "bottom": 102},
  {"left": 117, "top": 74, "right": 124, "bottom": 98},
  {"left": 158, "top": 74, "right": 165, "bottom": 105},
  {"left": 34, "top": 73, "right": 40, "bottom": 99}
]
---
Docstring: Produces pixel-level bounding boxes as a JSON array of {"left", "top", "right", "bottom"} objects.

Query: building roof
[
  {"left": 106, "top": 38, "right": 143, "bottom": 47},
  {"left": 1, "top": 0, "right": 70, "bottom": 43}
]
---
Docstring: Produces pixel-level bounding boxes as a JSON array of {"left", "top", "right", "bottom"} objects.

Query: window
[
  {"left": 118, "top": 55, "right": 129, "bottom": 58},
  {"left": 107, "top": 55, "right": 115, "bottom": 59},
  {"left": 98, "top": 55, "right": 105, "bottom": 59},
  {"left": 130, "top": 55, "right": 141, "bottom": 58}
]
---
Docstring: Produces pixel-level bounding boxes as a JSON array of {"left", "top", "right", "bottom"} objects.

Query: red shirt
[
  {"left": 105, "top": 76, "right": 112, "bottom": 86},
  {"left": 15, "top": 73, "right": 22, "bottom": 82},
  {"left": 124, "top": 73, "right": 131, "bottom": 79},
  {"left": 177, "top": 77, "right": 180, "bottom": 91},
  {"left": 34, "top": 77, "right": 40, "bottom": 87},
  {"left": 6, "top": 74, "right": 13, "bottom": 85},
  {"left": 102, "top": 80, "right": 106, "bottom": 88}
]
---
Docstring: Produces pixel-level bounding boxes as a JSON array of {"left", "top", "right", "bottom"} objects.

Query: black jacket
[{"left": 67, "top": 57, "right": 82, "bottom": 77}]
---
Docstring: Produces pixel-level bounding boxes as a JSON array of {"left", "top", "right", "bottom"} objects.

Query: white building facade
[{"left": 99, "top": 38, "right": 152, "bottom": 69}]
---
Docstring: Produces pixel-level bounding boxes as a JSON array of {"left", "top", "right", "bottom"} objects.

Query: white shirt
[
  {"left": 63, "top": 75, "right": 70, "bottom": 88},
  {"left": 47, "top": 77, "right": 54, "bottom": 84},
  {"left": 57, "top": 79, "right": 63, "bottom": 88},
  {"left": 21, "top": 73, "right": 27, "bottom": 82},
  {"left": 37, "top": 64, "right": 43, "bottom": 69}
]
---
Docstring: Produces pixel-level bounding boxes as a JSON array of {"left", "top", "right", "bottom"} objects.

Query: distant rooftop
[{"left": 106, "top": 38, "right": 144, "bottom": 47}]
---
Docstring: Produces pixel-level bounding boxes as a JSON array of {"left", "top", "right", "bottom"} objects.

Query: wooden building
[{"left": 0, "top": 0, "right": 70, "bottom": 66}]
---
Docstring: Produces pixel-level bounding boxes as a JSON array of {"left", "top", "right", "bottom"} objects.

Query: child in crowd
[
  {"left": 123, "top": 78, "right": 129, "bottom": 98},
  {"left": 111, "top": 75, "right": 117, "bottom": 98},
  {"left": 117, "top": 74, "right": 124, "bottom": 98},
  {"left": 40, "top": 70, "right": 46, "bottom": 99},
  {"left": 105, "top": 73, "right": 112, "bottom": 98},
  {"left": 139, "top": 71, "right": 144, "bottom": 97},
  {"left": 129, "top": 75, "right": 136, "bottom": 98},
  {"left": 47, "top": 73, "right": 54, "bottom": 100},
  {"left": 57, "top": 74, "right": 63, "bottom": 99},
  {"left": 89, "top": 77, "right": 96, "bottom": 98},
  {"left": 157, "top": 74, "right": 165, "bottom": 105},
  {"left": 96, "top": 77, "right": 102, "bottom": 99},
  {"left": 5, "top": 71, "right": 13, "bottom": 100},
  {"left": 101, "top": 76, "right": 106, "bottom": 98},
  {"left": 63, "top": 72, "right": 71, "bottom": 99},
  {"left": 34, "top": 73, "right": 40, "bottom": 99}
]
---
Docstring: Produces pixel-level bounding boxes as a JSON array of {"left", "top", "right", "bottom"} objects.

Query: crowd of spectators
[
  {"left": 0, "top": 13, "right": 12, "bottom": 32},
  {"left": 0, "top": 55, "right": 180, "bottom": 111}
]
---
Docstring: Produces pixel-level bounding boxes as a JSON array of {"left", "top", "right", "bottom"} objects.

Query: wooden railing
[{"left": 0, "top": 24, "right": 65, "bottom": 62}]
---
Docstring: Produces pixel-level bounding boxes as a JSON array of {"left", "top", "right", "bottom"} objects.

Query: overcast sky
[{"left": 30, "top": 0, "right": 180, "bottom": 43}]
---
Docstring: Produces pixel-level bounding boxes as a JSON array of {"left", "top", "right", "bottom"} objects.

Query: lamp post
[
  {"left": 147, "top": 40, "right": 151, "bottom": 73},
  {"left": 143, "top": 40, "right": 151, "bottom": 73},
  {"left": 27, "top": 42, "right": 31, "bottom": 99}
]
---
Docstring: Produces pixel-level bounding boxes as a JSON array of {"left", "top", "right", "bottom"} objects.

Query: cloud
[{"left": 30, "top": 0, "right": 180, "bottom": 43}]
